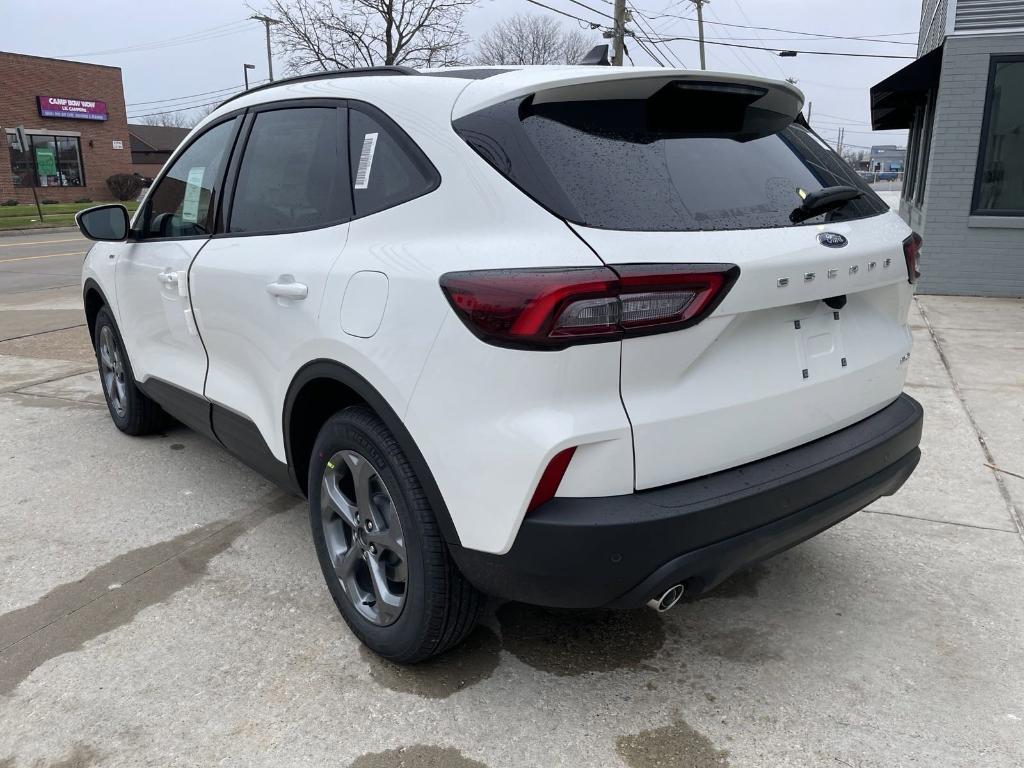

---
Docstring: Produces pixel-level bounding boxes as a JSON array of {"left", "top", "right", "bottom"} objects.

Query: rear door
[
  {"left": 190, "top": 101, "right": 352, "bottom": 470},
  {"left": 455, "top": 75, "right": 915, "bottom": 489}
]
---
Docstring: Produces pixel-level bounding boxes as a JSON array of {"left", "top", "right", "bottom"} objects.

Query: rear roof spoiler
[{"left": 451, "top": 68, "right": 804, "bottom": 124}]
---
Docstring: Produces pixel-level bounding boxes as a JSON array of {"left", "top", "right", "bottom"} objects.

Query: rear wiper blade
[{"left": 790, "top": 185, "right": 862, "bottom": 224}]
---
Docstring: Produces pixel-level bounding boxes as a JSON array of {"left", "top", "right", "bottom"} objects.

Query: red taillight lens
[
  {"left": 903, "top": 232, "right": 922, "bottom": 284},
  {"left": 527, "top": 446, "right": 576, "bottom": 513},
  {"left": 440, "top": 264, "right": 739, "bottom": 349}
]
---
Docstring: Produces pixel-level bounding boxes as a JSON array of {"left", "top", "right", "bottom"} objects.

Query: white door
[
  {"left": 115, "top": 117, "right": 240, "bottom": 396},
  {"left": 191, "top": 104, "right": 352, "bottom": 459}
]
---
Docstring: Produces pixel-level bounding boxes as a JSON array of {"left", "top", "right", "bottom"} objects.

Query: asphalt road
[
  {"left": 1, "top": 260, "right": 1023, "bottom": 765},
  {"left": 0, "top": 230, "right": 89, "bottom": 299}
]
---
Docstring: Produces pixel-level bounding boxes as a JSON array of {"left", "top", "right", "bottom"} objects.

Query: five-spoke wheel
[{"left": 321, "top": 449, "right": 407, "bottom": 626}]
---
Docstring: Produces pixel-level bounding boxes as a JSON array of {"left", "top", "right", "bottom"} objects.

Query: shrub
[
  {"left": 41, "top": 199, "right": 60, "bottom": 205},
  {"left": 1, "top": 199, "right": 18, "bottom": 207},
  {"left": 106, "top": 173, "right": 141, "bottom": 201},
  {"left": 74, "top": 197, "right": 93, "bottom": 204}
]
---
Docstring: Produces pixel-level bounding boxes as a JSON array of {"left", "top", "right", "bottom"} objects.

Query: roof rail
[{"left": 217, "top": 66, "right": 419, "bottom": 109}]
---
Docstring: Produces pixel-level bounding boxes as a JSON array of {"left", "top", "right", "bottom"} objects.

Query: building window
[
  {"left": 973, "top": 56, "right": 1024, "bottom": 215},
  {"left": 5, "top": 132, "right": 84, "bottom": 188},
  {"left": 6, "top": 133, "right": 33, "bottom": 188}
]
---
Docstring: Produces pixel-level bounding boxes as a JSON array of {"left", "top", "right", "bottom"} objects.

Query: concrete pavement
[{"left": 0, "top": 278, "right": 1022, "bottom": 767}]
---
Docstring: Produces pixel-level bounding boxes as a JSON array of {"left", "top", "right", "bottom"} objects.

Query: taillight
[
  {"left": 903, "top": 232, "right": 922, "bottom": 284},
  {"left": 439, "top": 264, "right": 739, "bottom": 350},
  {"left": 527, "top": 446, "right": 576, "bottom": 513}
]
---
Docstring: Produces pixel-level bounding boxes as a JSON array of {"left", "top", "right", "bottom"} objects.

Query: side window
[
  {"left": 142, "top": 118, "right": 237, "bottom": 239},
  {"left": 348, "top": 106, "right": 438, "bottom": 218},
  {"left": 229, "top": 107, "right": 350, "bottom": 234}
]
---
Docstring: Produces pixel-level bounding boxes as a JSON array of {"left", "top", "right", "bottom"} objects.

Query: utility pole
[
  {"left": 611, "top": 0, "right": 627, "bottom": 66},
  {"left": 807, "top": 100, "right": 812, "bottom": 125},
  {"left": 250, "top": 14, "right": 279, "bottom": 81},
  {"left": 837, "top": 127, "right": 845, "bottom": 156},
  {"left": 692, "top": 0, "right": 708, "bottom": 70}
]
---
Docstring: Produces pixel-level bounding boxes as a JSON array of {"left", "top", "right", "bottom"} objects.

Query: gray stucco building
[{"left": 871, "top": 0, "right": 1024, "bottom": 297}]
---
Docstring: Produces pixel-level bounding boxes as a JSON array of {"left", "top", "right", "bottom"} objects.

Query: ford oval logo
[{"left": 818, "top": 232, "right": 848, "bottom": 249}]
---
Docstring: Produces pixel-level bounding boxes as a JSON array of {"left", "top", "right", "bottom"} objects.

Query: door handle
[
  {"left": 266, "top": 276, "right": 308, "bottom": 300},
  {"left": 157, "top": 270, "right": 179, "bottom": 286}
]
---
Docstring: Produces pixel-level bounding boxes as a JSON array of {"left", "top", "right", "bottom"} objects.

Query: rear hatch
[{"left": 454, "top": 69, "right": 914, "bottom": 489}]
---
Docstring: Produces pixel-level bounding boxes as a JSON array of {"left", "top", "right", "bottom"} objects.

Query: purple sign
[{"left": 37, "top": 96, "right": 108, "bottom": 121}]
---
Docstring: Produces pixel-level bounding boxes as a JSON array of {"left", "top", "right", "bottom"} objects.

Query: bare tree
[
  {"left": 253, "top": 0, "right": 476, "bottom": 72},
  {"left": 139, "top": 111, "right": 194, "bottom": 128},
  {"left": 474, "top": 14, "right": 596, "bottom": 66},
  {"left": 138, "top": 102, "right": 220, "bottom": 129}
]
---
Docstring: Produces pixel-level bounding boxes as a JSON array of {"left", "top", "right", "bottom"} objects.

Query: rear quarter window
[{"left": 456, "top": 93, "right": 886, "bottom": 232}]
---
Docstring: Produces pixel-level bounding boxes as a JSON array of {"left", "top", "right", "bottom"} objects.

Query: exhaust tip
[{"left": 647, "top": 584, "right": 685, "bottom": 613}]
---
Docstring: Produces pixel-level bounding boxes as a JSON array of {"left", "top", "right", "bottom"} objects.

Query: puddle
[
  {"left": 496, "top": 603, "right": 665, "bottom": 676},
  {"left": 0, "top": 491, "right": 294, "bottom": 696},
  {"left": 169, "top": 443, "right": 185, "bottom": 451},
  {"left": 617, "top": 718, "right": 730, "bottom": 768},
  {"left": 349, "top": 745, "right": 487, "bottom": 768},
  {"left": 361, "top": 626, "right": 501, "bottom": 699}
]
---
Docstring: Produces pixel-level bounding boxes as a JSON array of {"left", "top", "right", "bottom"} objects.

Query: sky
[{"left": 0, "top": 0, "right": 920, "bottom": 151}]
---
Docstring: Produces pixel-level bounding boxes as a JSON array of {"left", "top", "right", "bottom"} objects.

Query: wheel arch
[
  {"left": 283, "top": 359, "right": 462, "bottom": 545},
  {"left": 83, "top": 278, "right": 110, "bottom": 343}
]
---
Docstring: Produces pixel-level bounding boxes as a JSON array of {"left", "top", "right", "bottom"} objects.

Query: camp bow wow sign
[{"left": 37, "top": 96, "right": 108, "bottom": 121}]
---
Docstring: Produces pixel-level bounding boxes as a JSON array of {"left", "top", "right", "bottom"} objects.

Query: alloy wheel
[
  {"left": 320, "top": 450, "right": 408, "bottom": 626},
  {"left": 98, "top": 325, "right": 127, "bottom": 418}
]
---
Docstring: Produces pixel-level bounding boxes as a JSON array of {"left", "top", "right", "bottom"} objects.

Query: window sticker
[
  {"left": 182, "top": 166, "right": 206, "bottom": 223},
  {"left": 354, "top": 132, "right": 378, "bottom": 190}
]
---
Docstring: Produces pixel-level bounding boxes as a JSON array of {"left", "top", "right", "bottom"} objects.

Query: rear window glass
[{"left": 455, "top": 94, "right": 887, "bottom": 232}]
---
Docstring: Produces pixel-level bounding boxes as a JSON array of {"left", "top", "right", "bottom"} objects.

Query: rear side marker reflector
[
  {"left": 527, "top": 446, "right": 577, "bottom": 513},
  {"left": 440, "top": 264, "right": 740, "bottom": 350},
  {"left": 903, "top": 232, "right": 922, "bottom": 284}
]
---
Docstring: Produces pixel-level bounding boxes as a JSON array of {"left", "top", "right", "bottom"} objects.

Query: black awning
[{"left": 870, "top": 44, "right": 944, "bottom": 130}]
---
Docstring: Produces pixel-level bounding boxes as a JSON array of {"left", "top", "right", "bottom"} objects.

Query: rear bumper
[{"left": 450, "top": 393, "right": 923, "bottom": 609}]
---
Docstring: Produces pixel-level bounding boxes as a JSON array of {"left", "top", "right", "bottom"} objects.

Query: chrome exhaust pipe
[{"left": 647, "top": 584, "right": 685, "bottom": 613}]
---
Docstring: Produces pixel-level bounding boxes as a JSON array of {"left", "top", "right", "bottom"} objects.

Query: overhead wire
[
  {"left": 58, "top": 20, "right": 252, "bottom": 58},
  {"left": 646, "top": 12, "right": 918, "bottom": 45},
  {"left": 629, "top": 5, "right": 686, "bottom": 67}
]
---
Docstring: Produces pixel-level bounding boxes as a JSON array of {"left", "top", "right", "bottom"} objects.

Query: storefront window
[
  {"left": 5, "top": 132, "right": 84, "bottom": 188},
  {"left": 973, "top": 57, "right": 1024, "bottom": 215},
  {"left": 6, "top": 133, "right": 33, "bottom": 188}
]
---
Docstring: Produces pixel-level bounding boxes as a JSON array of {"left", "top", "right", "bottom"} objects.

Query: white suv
[{"left": 77, "top": 65, "right": 924, "bottom": 662}]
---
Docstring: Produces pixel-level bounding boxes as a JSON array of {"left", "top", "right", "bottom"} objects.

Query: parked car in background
[{"left": 76, "top": 65, "right": 924, "bottom": 663}]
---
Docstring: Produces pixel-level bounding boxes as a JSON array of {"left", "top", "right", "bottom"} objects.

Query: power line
[
  {"left": 648, "top": 12, "right": 918, "bottom": 45},
  {"left": 705, "top": 4, "right": 766, "bottom": 76},
  {"left": 522, "top": 0, "right": 604, "bottom": 27},
  {"left": 127, "top": 97, "right": 230, "bottom": 121},
  {"left": 635, "top": 34, "right": 916, "bottom": 59},
  {"left": 631, "top": 34, "right": 667, "bottom": 66},
  {"left": 729, "top": 0, "right": 789, "bottom": 79},
  {"left": 630, "top": 6, "right": 686, "bottom": 68},
  {"left": 57, "top": 20, "right": 251, "bottom": 58},
  {"left": 125, "top": 82, "right": 262, "bottom": 108},
  {"left": 562, "top": 0, "right": 615, "bottom": 20}
]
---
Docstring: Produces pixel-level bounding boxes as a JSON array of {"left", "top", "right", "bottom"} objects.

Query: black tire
[
  {"left": 308, "top": 405, "right": 484, "bottom": 663},
  {"left": 92, "top": 306, "right": 164, "bottom": 435}
]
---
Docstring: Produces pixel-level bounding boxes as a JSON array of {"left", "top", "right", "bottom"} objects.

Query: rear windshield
[{"left": 455, "top": 94, "right": 887, "bottom": 232}]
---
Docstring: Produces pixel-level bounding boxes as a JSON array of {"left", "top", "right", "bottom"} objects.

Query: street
[{"left": 1, "top": 229, "right": 1024, "bottom": 767}]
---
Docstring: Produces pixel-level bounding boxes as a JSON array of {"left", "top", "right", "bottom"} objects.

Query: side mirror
[{"left": 76, "top": 204, "right": 129, "bottom": 242}]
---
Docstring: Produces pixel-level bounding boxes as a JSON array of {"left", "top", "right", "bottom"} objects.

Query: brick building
[{"left": 1, "top": 51, "right": 133, "bottom": 204}]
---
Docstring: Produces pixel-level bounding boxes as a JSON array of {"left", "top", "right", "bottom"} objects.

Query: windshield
[{"left": 455, "top": 94, "right": 887, "bottom": 232}]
